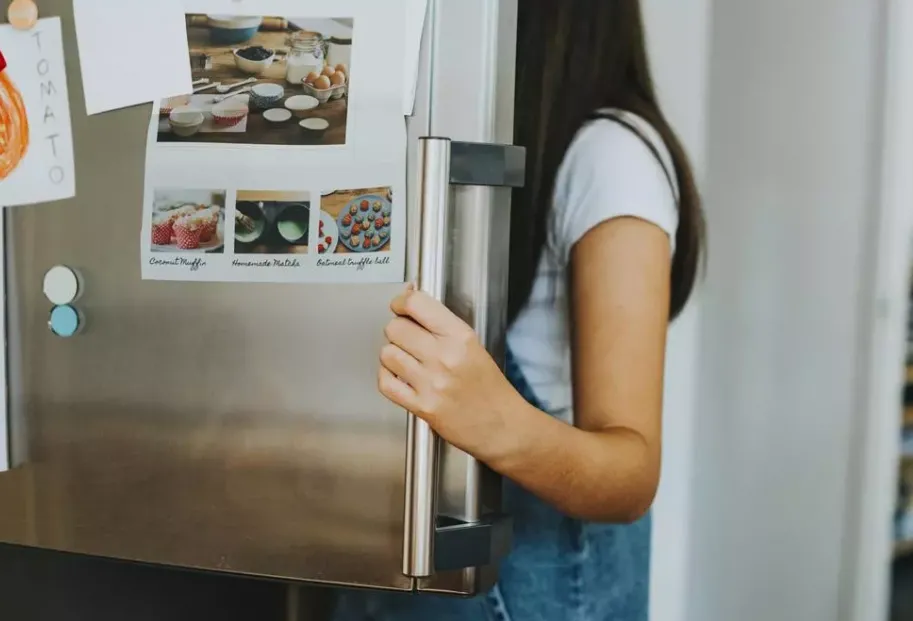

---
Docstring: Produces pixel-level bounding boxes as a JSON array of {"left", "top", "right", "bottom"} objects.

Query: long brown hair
[{"left": 508, "top": 1, "right": 704, "bottom": 324}]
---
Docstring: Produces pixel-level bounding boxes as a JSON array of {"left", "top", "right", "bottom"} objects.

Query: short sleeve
[{"left": 549, "top": 116, "right": 679, "bottom": 265}]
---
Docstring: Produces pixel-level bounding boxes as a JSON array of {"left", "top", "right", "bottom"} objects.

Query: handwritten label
[
  {"left": 317, "top": 255, "right": 391, "bottom": 271},
  {"left": 149, "top": 256, "right": 207, "bottom": 272},
  {"left": 33, "top": 29, "right": 65, "bottom": 186},
  {"left": 232, "top": 258, "right": 302, "bottom": 268}
]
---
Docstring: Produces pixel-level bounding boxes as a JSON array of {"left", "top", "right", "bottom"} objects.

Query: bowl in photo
[
  {"left": 232, "top": 47, "right": 275, "bottom": 76},
  {"left": 234, "top": 202, "right": 267, "bottom": 244},
  {"left": 169, "top": 121, "right": 203, "bottom": 138},
  {"left": 207, "top": 15, "right": 263, "bottom": 44},
  {"left": 299, "top": 117, "right": 329, "bottom": 140},
  {"left": 168, "top": 107, "right": 204, "bottom": 137},
  {"left": 169, "top": 106, "right": 203, "bottom": 124},
  {"left": 212, "top": 101, "right": 248, "bottom": 127},
  {"left": 284, "top": 95, "right": 319, "bottom": 118},
  {"left": 263, "top": 108, "right": 292, "bottom": 123},
  {"left": 275, "top": 203, "right": 310, "bottom": 244},
  {"left": 249, "top": 82, "right": 284, "bottom": 108}
]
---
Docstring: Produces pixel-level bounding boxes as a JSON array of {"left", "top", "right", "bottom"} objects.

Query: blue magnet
[{"left": 48, "top": 305, "right": 81, "bottom": 338}]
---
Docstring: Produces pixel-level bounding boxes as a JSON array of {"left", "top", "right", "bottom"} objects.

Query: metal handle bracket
[
  {"left": 448, "top": 141, "right": 525, "bottom": 188},
  {"left": 433, "top": 513, "right": 513, "bottom": 573}
]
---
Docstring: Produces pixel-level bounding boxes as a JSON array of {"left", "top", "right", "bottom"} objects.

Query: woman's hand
[{"left": 378, "top": 286, "right": 523, "bottom": 461}]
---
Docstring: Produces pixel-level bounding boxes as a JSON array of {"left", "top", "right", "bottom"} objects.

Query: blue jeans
[{"left": 333, "top": 349, "right": 651, "bottom": 620}]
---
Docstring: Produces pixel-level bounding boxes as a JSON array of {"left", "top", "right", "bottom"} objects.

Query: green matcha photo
[{"left": 234, "top": 190, "right": 311, "bottom": 255}]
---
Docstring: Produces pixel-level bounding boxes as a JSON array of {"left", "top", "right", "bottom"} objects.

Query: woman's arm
[{"left": 379, "top": 216, "right": 671, "bottom": 523}]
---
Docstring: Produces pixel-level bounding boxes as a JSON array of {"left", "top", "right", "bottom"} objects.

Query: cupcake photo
[
  {"left": 173, "top": 214, "right": 203, "bottom": 249},
  {"left": 150, "top": 189, "right": 226, "bottom": 254},
  {"left": 151, "top": 213, "right": 174, "bottom": 245},
  {"left": 198, "top": 206, "right": 220, "bottom": 243}
]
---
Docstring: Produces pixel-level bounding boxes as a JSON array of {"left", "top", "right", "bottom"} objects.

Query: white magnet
[{"left": 43, "top": 265, "right": 81, "bottom": 306}]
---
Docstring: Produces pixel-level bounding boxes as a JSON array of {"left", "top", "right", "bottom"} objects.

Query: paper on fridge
[
  {"left": 73, "top": 0, "right": 193, "bottom": 115},
  {"left": 403, "top": 0, "right": 428, "bottom": 115},
  {"left": 0, "top": 217, "right": 6, "bottom": 472},
  {"left": 0, "top": 17, "right": 74, "bottom": 208},
  {"left": 140, "top": 0, "right": 408, "bottom": 284}
]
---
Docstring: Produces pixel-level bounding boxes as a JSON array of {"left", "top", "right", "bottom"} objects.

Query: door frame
[{"left": 842, "top": 0, "right": 913, "bottom": 618}]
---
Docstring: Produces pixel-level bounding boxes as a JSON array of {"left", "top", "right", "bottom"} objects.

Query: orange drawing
[{"left": 0, "top": 66, "right": 29, "bottom": 181}]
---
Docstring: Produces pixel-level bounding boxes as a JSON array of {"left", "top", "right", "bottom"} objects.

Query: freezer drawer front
[{"left": 0, "top": 0, "right": 410, "bottom": 591}]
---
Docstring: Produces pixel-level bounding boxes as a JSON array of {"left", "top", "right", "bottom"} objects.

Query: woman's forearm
[
  {"left": 479, "top": 395, "right": 659, "bottom": 523},
  {"left": 376, "top": 288, "right": 662, "bottom": 523}
]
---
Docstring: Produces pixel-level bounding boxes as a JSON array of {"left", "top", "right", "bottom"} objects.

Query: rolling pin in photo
[
  {"left": 185, "top": 15, "right": 289, "bottom": 31},
  {"left": 260, "top": 17, "right": 289, "bottom": 30}
]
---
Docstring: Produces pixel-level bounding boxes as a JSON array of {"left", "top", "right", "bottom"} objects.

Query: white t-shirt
[{"left": 505, "top": 110, "right": 679, "bottom": 423}]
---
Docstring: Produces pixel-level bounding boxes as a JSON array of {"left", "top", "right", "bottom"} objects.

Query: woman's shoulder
[
  {"left": 548, "top": 108, "right": 680, "bottom": 260},
  {"left": 562, "top": 108, "right": 678, "bottom": 199}
]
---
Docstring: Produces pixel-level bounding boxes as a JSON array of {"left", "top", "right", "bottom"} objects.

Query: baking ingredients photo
[
  {"left": 150, "top": 189, "right": 226, "bottom": 254},
  {"left": 157, "top": 15, "right": 353, "bottom": 146},
  {"left": 320, "top": 187, "right": 392, "bottom": 254},
  {"left": 234, "top": 190, "right": 311, "bottom": 254}
]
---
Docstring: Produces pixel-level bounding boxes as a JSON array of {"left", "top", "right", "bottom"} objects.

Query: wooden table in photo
[
  {"left": 320, "top": 188, "right": 392, "bottom": 255},
  {"left": 160, "top": 26, "right": 347, "bottom": 146}
]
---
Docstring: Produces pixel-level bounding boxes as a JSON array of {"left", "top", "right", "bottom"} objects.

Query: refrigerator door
[
  {"left": 0, "top": 0, "right": 411, "bottom": 592},
  {"left": 0, "top": 0, "right": 517, "bottom": 597}
]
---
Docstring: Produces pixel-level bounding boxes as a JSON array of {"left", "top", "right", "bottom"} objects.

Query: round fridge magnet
[
  {"left": 7, "top": 0, "right": 38, "bottom": 31},
  {"left": 43, "top": 265, "right": 81, "bottom": 305},
  {"left": 48, "top": 304, "right": 82, "bottom": 338}
]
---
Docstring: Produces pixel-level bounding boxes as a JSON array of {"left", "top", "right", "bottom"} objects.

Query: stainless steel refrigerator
[{"left": 0, "top": 0, "right": 522, "bottom": 598}]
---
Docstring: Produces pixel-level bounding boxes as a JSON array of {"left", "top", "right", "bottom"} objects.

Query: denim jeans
[{"left": 333, "top": 348, "right": 651, "bottom": 621}]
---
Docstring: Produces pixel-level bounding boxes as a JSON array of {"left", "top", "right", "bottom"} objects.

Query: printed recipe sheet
[{"left": 141, "top": 0, "right": 407, "bottom": 284}]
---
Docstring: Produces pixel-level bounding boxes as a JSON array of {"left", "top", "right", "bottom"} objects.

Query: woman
[{"left": 335, "top": 1, "right": 703, "bottom": 619}]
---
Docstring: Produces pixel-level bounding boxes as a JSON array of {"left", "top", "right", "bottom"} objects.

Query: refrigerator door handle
[
  {"left": 403, "top": 138, "right": 525, "bottom": 579},
  {"left": 403, "top": 136, "right": 452, "bottom": 578}
]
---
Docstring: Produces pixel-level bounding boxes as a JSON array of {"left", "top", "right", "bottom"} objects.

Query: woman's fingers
[
  {"left": 380, "top": 343, "right": 423, "bottom": 387},
  {"left": 390, "top": 288, "right": 463, "bottom": 336},
  {"left": 384, "top": 316, "right": 436, "bottom": 362},
  {"left": 377, "top": 366, "right": 419, "bottom": 412}
]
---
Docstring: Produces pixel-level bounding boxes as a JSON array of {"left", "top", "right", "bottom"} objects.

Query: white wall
[
  {"left": 686, "top": 1, "right": 892, "bottom": 621},
  {"left": 641, "top": 3, "right": 711, "bottom": 621},
  {"left": 627, "top": 3, "right": 911, "bottom": 620}
]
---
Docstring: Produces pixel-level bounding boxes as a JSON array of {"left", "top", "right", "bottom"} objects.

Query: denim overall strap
[
  {"left": 332, "top": 347, "right": 651, "bottom": 621},
  {"left": 487, "top": 347, "right": 652, "bottom": 621},
  {"left": 503, "top": 346, "right": 539, "bottom": 405}
]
